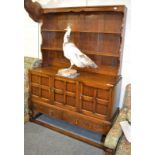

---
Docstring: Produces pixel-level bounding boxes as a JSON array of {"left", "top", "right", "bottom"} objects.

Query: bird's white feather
[{"left": 63, "top": 26, "right": 98, "bottom": 68}]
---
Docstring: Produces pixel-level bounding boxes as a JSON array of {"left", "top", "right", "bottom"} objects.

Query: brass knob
[
  {"left": 75, "top": 119, "right": 78, "bottom": 124},
  {"left": 50, "top": 110, "right": 54, "bottom": 116}
]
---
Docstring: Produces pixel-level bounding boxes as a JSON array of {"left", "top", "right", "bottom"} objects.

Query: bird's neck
[{"left": 63, "top": 30, "right": 71, "bottom": 44}]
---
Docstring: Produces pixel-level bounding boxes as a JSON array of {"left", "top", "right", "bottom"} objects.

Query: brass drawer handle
[
  {"left": 50, "top": 110, "right": 54, "bottom": 116},
  {"left": 75, "top": 119, "right": 78, "bottom": 125}
]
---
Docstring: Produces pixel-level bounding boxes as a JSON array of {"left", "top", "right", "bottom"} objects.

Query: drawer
[
  {"left": 49, "top": 108, "right": 63, "bottom": 119},
  {"left": 63, "top": 112, "right": 78, "bottom": 125},
  {"left": 62, "top": 112, "right": 110, "bottom": 134},
  {"left": 80, "top": 118, "right": 110, "bottom": 134},
  {"left": 32, "top": 102, "right": 49, "bottom": 115},
  {"left": 32, "top": 102, "right": 63, "bottom": 119}
]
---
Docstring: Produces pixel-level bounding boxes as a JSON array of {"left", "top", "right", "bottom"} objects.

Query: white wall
[
  {"left": 24, "top": 12, "right": 39, "bottom": 58},
  {"left": 24, "top": 0, "right": 131, "bottom": 107}
]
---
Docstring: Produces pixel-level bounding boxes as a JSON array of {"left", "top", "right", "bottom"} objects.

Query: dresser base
[{"left": 29, "top": 109, "right": 119, "bottom": 151}]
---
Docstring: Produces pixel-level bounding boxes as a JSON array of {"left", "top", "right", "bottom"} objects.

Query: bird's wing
[
  {"left": 66, "top": 43, "right": 83, "bottom": 55},
  {"left": 64, "top": 43, "right": 97, "bottom": 68},
  {"left": 69, "top": 43, "right": 97, "bottom": 68},
  {"left": 77, "top": 54, "right": 98, "bottom": 68}
]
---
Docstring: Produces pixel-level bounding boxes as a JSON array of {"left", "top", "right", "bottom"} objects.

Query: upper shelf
[
  {"left": 42, "top": 5, "right": 126, "bottom": 14},
  {"left": 41, "top": 29, "right": 121, "bottom": 35}
]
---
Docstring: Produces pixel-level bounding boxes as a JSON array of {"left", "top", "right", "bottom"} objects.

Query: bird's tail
[
  {"left": 80, "top": 54, "right": 98, "bottom": 68},
  {"left": 90, "top": 62, "right": 98, "bottom": 68}
]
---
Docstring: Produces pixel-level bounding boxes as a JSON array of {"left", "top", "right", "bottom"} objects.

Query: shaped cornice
[{"left": 24, "top": 0, "right": 43, "bottom": 22}]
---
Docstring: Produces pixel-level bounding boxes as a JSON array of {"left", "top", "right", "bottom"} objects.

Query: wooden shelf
[
  {"left": 41, "top": 47, "right": 119, "bottom": 57},
  {"left": 41, "top": 29, "right": 121, "bottom": 35},
  {"left": 42, "top": 5, "right": 126, "bottom": 14}
]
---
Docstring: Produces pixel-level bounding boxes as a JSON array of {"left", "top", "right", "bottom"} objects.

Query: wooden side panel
[{"left": 111, "top": 78, "right": 122, "bottom": 117}]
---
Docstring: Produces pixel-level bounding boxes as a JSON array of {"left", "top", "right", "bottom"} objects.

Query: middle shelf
[
  {"left": 41, "top": 47, "right": 120, "bottom": 58},
  {"left": 41, "top": 29, "right": 121, "bottom": 35}
]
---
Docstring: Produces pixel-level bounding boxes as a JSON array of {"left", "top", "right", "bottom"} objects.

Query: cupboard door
[
  {"left": 30, "top": 73, "right": 52, "bottom": 103},
  {"left": 79, "top": 83, "right": 110, "bottom": 119},
  {"left": 52, "top": 77, "right": 78, "bottom": 111}
]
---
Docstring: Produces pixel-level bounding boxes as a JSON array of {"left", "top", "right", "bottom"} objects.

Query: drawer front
[
  {"left": 62, "top": 112, "right": 110, "bottom": 134},
  {"left": 32, "top": 103, "right": 63, "bottom": 119},
  {"left": 32, "top": 102, "right": 49, "bottom": 115},
  {"left": 49, "top": 108, "right": 63, "bottom": 119}
]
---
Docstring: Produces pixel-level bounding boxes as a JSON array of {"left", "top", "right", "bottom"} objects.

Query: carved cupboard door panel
[
  {"left": 52, "top": 76, "right": 78, "bottom": 111},
  {"left": 30, "top": 73, "right": 52, "bottom": 104},
  {"left": 79, "top": 83, "right": 111, "bottom": 120}
]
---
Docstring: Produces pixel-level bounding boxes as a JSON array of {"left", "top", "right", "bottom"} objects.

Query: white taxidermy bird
[{"left": 63, "top": 25, "right": 98, "bottom": 70}]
